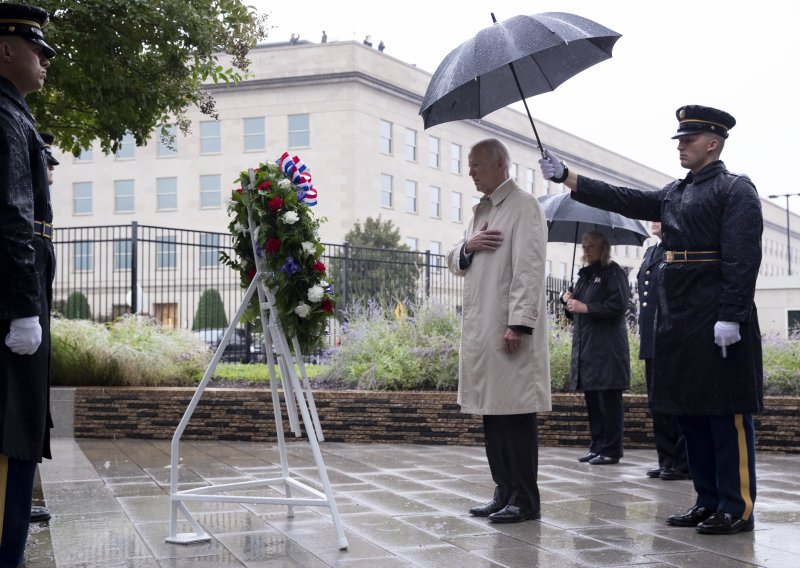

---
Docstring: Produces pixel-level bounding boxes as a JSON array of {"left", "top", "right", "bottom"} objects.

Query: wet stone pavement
[{"left": 23, "top": 439, "right": 800, "bottom": 567}]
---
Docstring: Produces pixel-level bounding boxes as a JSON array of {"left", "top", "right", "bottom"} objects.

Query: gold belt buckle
[{"left": 664, "top": 250, "right": 674, "bottom": 263}]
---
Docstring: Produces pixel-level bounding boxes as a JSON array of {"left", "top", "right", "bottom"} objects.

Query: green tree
[
  {"left": 334, "top": 216, "right": 420, "bottom": 309},
  {"left": 192, "top": 288, "right": 229, "bottom": 331},
  {"left": 30, "top": 0, "right": 268, "bottom": 154},
  {"left": 63, "top": 291, "right": 92, "bottom": 320}
]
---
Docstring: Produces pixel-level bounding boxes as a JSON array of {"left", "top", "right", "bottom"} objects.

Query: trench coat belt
[
  {"left": 34, "top": 220, "right": 53, "bottom": 239},
  {"left": 663, "top": 250, "right": 721, "bottom": 263}
]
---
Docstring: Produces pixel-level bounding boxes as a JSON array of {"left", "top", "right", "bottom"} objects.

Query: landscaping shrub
[
  {"left": 762, "top": 331, "right": 800, "bottom": 396},
  {"left": 63, "top": 290, "right": 92, "bottom": 320},
  {"left": 51, "top": 315, "right": 210, "bottom": 386}
]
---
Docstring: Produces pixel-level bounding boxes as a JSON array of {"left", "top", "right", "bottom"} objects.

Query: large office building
[{"left": 47, "top": 40, "right": 800, "bottom": 333}]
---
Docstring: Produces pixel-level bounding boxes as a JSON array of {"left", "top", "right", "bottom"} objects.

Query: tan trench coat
[{"left": 446, "top": 180, "right": 552, "bottom": 415}]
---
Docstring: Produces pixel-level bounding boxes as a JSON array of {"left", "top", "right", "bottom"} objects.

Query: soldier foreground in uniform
[
  {"left": 540, "top": 105, "right": 762, "bottom": 535},
  {"left": 0, "top": 3, "right": 57, "bottom": 563}
]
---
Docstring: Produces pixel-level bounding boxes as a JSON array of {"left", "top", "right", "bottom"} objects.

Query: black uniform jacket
[
  {"left": 573, "top": 161, "right": 763, "bottom": 416},
  {"left": 0, "top": 76, "right": 54, "bottom": 461},
  {"left": 565, "top": 261, "right": 631, "bottom": 392},
  {"left": 637, "top": 243, "right": 663, "bottom": 360}
]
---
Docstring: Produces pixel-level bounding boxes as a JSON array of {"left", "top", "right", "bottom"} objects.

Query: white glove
[
  {"left": 5, "top": 316, "right": 42, "bottom": 355},
  {"left": 714, "top": 321, "right": 741, "bottom": 347},
  {"left": 538, "top": 148, "right": 565, "bottom": 181}
]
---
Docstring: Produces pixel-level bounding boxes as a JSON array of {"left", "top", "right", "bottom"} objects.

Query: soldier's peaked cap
[
  {"left": 0, "top": 3, "right": 56, "bottom": 58},
  {"left": 671, "top": 105, "right": 735, "bottom": 139}
]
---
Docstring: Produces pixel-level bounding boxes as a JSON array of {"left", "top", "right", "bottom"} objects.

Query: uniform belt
[
  {"left": 663, "top": 250, "right": 721, "bottom": 263},
  {"left": 34, "top": 220, "right": 53, "bottom": 239}
]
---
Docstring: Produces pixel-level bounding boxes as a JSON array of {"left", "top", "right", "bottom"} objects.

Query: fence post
[
  {"left": 342, "top": 241, "right": 350, "bottom": 312},
  {"left": 131, "top": 221, "right": 138, "bottom": 314},
  {"left": 424, "top": 250, "right": 431, "bottom": 299}
]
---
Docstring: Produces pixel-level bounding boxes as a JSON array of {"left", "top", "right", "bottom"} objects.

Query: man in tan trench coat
[{"left": 446, "top": 138, "right": 551, "bottom": 523}]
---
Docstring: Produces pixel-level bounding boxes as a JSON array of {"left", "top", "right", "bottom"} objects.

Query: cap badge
[{"left": 678, "top": 109, "right": 686, "bottom": 120}]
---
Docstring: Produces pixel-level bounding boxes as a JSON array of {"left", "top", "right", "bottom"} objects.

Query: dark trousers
[
  {"left": 645, "top": 359, "right": 688, "bottom": 471},
  {"left": 482, "top": 413, "right": 540, "bottom": 513},
  {"left": 584, "top": 389, "right": 624, "bottom": 459},
  {"left": 677, "top": 414, "right": 757, "bottom": 520},
  {"left": 0, "top": 455, "right": 37, "bottom": 567}
]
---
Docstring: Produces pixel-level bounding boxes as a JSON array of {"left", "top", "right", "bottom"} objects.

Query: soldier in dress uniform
[
  {"left": 0, "top": 3, "right": 56, "bottom": 563},
  {"left": 539, "top": 105, "right": 762, "bottom": 535},
  {"left": 637, "top": 221, "right": 689, "bottom": 481}
]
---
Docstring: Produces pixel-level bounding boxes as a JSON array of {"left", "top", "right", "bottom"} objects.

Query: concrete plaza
[{"left": 23, "top": 438, "right": 800, "bottom": 567}]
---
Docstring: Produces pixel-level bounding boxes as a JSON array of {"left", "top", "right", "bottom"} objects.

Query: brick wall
[{"left": 72, "top": 388, "right": 800, "bottom": 453}]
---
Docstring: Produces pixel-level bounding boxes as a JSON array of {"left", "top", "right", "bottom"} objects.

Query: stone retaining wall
[{"left": 71, "top": 388, "right": 799, "bottom": 452}]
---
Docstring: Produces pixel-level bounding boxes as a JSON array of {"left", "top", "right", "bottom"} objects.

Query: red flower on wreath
[
  {"left": 313, "top": 261, "right": 326, "bottom": 273},
  {"left": 268, "top": 197, "right": 284, "bottom": 211},
  {"left": 321, "top": 298, "right": 334, "bottom": 313},
  {"left": 246, "top": 267, "right": 257, "bottom": 282},
  {"left": 266, "top": 238, "right": 281, "bottom": 253},
  {"left": 234, "top": 188, "right": 244, "bottom": 194},
  {"left": 258, "top": 181, "right": 271, "bottom": 191}
]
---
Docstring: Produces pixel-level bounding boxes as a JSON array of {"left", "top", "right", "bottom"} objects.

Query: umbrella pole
[
  {"left": 570, "top": 224, "right": 579, "bottom": 290},
  {"left": 490, "top": 13, "right": 545, "bottom": 157},
  {"left": 508, "top": 62, "right": 545, "bottom": 157}
]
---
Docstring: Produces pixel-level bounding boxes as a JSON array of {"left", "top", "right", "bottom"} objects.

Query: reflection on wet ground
[{"left": 25, "top": 439, "right": 800, "bottom": 567}]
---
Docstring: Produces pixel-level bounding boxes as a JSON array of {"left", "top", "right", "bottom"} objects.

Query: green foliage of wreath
[{"left": 220, "top": 156, "right": 334, "bottom": 351}]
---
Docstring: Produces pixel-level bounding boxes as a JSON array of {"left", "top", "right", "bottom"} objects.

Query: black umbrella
[
  {"left": 420, "top": 12, "right": 621, "bottom": 155},
  {"left": 538, "top": 192, "right": 649, "bottom": 286}
]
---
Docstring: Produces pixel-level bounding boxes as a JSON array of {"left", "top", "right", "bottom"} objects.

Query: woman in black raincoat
[{"left": 563, "top": 231, "right": 630, "bottom": 465}]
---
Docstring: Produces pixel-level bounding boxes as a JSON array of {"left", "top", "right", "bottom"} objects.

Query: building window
[
  {"left": 200, "top": 233, "right": 220, "bottom": 268},
  {"left": 113, "top": 240, "right": 132, "bottom": 270},
  {"left": 288, "top": 113, "right": 310, "bottom": 147},
  {"left": 510, "top": 162, "right": 518, "bottom": 182},
  {"left": 380, "top": 174, "right": 393, "bottom": 208},
  {"left": 200, "top": 120, "right": 221, "bottom": 154},
  {"left": 157, "top": 177, "right": 178, "bottom": 210},
  {"left": 115, "top": 132, "right": 135, "bottom": 159},
  {"left": 73, "top": 182, "right": 92, "bottom": 215},
  {"left": 114, "top": 179, "right": 135, "bottom": 213},
  {"left": 451, "top": 191, "right": 462, "bottom": 222},
  {"left": 405, "top": 180, "right": 417, "bottom": 213},
  {"left": 157, "top": 235, "right": 177, "bottom": 269},
  {"left": 404, "top": 128, "right": 417, "bottom": 161},
  {"left": 405, "top": 237, "right": 418, "bottom": 251},
  {"left": 429, "top": 186, "right": 441, "bottom": 218},
  {"left": 199, "top": 174, "right": 221, "bottom": 208},
  {"left": 73, "top": 241, "right": 93, "bottom": 272},
  {"left": 379, "top": 120, "right": 392, "bottom": 154},
  {"left": 158, "top": 124, "right": 178, "bottom": 157},
  {"left": 428, "top": 136, "right": 440, "bottom": 168},
  {"left": 243, "top": 117, "right": 265, "bottom": 151},
  {"left": 451, "top": 143, "right": 461, "bottom": 174},
  {"left": 75, "top": 147, "right": 93, "bottom": 162},
  {"left": 429, "top": 240, "right": 442, "bottom": 272},
  {"left": 526, "top": 168, "right": 535, "bottom": 194}
]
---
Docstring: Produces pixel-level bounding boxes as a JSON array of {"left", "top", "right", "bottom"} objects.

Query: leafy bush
[
  {"left": 192, "top": 288, "right": 229, "bottom": 330},
  {"left": 51, "top": 315, "right": 210, "bottom": 386},
  {"left": 63, "top": 291, "right": 92, "bottom": 320},
  {"left": 762, "top": 331, "right": 800, "bottom": 396},
  {"left": 319, "top": 302, "right": 459, "bottom": 390}
]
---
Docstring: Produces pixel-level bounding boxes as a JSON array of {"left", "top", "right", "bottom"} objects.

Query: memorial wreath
[{"left": 221, "top": 152, "right": 334, "bottom": 351}]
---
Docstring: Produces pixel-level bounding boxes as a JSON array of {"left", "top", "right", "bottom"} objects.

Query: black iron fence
[{"left": 52, "top": 223, "right": 572, "bottom": 360}]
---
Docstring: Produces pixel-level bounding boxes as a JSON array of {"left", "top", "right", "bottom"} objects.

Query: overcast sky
[{"left": 251, "top": 1, "right": 799, "bottom": 211}]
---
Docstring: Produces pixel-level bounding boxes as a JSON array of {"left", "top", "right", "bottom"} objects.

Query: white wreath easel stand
[{"left": 166, "top": 169, "right": 348, "bottom": 550}]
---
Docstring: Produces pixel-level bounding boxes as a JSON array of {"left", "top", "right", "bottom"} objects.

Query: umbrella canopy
[
  {"left": 538, "top": 192, "right": 649, "bottom": 246},
  {"left": 538, "top": 192, "right": 649, "bottom": 285},
  {"left": 420, "top": 12, "right": 621, "bottom": 153}
]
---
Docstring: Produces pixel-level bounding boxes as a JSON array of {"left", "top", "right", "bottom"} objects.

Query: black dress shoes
[
  {"left": 660, "top": 468, "right": 691, "bottom": 481},
  {"left": 469, "top": 499, "right": 506, "bottom": 517},
  {"left": 30, "top": 506, "right": 51, "bottom": 523},
  {"left": 578, "top": 453, "right": 598, "bottom": 463},
  {"left": 488, "top": 505, "right": 540, "bottom": 523},
  {"left": 696, "top": 511, "right": 755, "bottom": 535},
  {"left": 588, "top": 455, "right": 619, "bottom": 465},
  {"left": 666, "top": 505, "right": 714, "bottom": 527},
  {"left": 646, "top": 467, "right": 663, "bottom": 478}
]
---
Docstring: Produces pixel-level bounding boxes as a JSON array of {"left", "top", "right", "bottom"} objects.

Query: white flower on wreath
[
  {"left": 307, "top": 285, "right": 324, "bottom": 303},
  {"left": 278, "top": 178, "right": 292, "bottom": 189},
  {"left": 233, "top": 222, "right": 247, "bottom": 234},
  {"left": 282, "top": 211, "right": 299, "bottom": 225},
  {"left": 294, "top": 302, "right": 311, "bottom": 318},
  {"left": 301, "top": 241, "right": 316, "bottom": 255},
  {"left": 319, "top": 279, "right": 329, "bottom": 289}
]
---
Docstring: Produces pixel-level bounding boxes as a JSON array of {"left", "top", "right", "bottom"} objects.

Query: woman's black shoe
[{"left": 578, "top": 453, "right": 598, "bottom": 463}]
